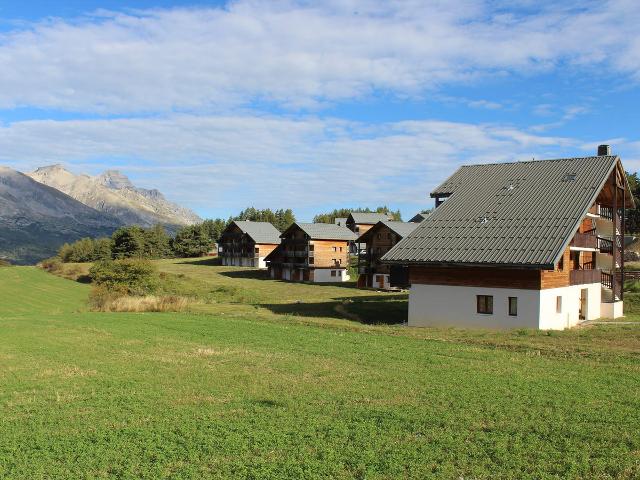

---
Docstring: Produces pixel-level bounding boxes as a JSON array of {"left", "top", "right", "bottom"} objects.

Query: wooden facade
[
  {"left": 357, "top": 222, "right": 408, "bottom": 289},
  {"left": 267, "top": 225, "right": 352, "bottom": 282},
  {"left": 218, "top": 223, "right": 279, "bottom": 268}
]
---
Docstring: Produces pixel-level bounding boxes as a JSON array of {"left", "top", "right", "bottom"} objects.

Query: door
[
  {"left": 377, "top": 275, "right": 385, "bottom": 289},
  {"left": 579, "top": 288, "right": 588, "bottom": 320}
]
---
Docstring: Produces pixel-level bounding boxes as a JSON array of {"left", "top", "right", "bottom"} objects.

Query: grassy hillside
[
  {"left": 0, "top": 265, "right": 639, "bottom": 478},
  {"left": 0, "top": 266, "right": 89, "bottom": 315}
]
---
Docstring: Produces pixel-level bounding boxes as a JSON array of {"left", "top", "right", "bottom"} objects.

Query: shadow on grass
[
  {"left": 260, "top": 293, "right": 408, "bottom": 325},
  {"left": 176, "top": 257, "right": 220, "bottom": 266},
  {"left": 219, "top": 269, "right": 270, "bottom": 280}
]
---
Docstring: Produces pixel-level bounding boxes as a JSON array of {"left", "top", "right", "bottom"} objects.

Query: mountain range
[{"left": 0, "top": 165, "right": 201, "bottom": 264}]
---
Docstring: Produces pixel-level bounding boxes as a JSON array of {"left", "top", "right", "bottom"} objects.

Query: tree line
[
  {"left": 313, "top": 206, "right": 402, "bottom": 224},
  {"left": 57, "top": 208, "right": 297, "bottom": 262},
  {"left": 56, "top": 205, "right": 412, "bottom": 262}
]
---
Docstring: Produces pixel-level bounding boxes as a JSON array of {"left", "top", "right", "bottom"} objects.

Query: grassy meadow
[{"left": 0, "top": 261, "right": 639, "bottom": 478}]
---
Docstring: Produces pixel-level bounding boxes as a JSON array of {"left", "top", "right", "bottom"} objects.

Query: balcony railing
[
  {"left": 598, "top": 236, "right": 622, "bottom": 254},
  {"left": 569, "top": 268, "right": 601, "bottom": 285}
]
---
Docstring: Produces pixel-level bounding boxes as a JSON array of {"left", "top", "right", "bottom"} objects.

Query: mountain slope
[
  {"left": 0, "top": 167, "right": 121, "bottom": 264},
  {"left": 29, "top": 165, "right": 201, "bottom": 229}
]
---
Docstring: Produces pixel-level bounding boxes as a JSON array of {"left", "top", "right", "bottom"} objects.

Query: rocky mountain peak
[{"left": 96, "top": 169, "right": 135, "bottom": 190}]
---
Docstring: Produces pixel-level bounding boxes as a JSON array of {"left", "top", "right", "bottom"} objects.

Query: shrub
[
  {"left": 0, "top": 259, "right": 11, "bottom": 267},
  {"left": 39, "top": 257, "right": 64, "bottom": 274},
  {"left": 89, "top": 259, "right": 159, "bottom": 296}
]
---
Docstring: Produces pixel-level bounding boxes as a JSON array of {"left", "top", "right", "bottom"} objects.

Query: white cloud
[
  {"left": 0, "top": 1, "right": 638, "bottom": 113},
  {"left": 0, "top": 114, "right": 589, "bottom": 218}
]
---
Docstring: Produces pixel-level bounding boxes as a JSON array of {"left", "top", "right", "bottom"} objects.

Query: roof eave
[{"left": 380, "top": 259, "right": 554, "bottom": 270}]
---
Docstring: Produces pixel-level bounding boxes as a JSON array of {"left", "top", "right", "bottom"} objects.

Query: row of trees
[
  {"left": 57, "top": 208, "right": 299, "bottom": 262},
  {"left": 57, "top": 205, "right": 412, "bottom": 262},
  {"left": 58, "top": 225, "right": 177, "bottom": 263},
  {"left": 313, "top": 206, "right": 402, "bottom": 224}
]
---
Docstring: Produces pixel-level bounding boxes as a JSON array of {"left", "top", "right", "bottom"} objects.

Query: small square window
[
  {"left": 508, "top": 297, "right": 518, "bottom": 316},
  {"left": 556, "top": 296, "right": 562, "bottom": 313},
  {"left": 477, "top": 295, "right": 493, "bottom": 314},
  {"left": 330, "top": 270, "right": 336, "bottom": 277}
]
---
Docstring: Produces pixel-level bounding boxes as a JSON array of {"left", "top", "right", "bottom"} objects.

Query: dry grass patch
[{"left": 91, "top": 294, "right": 190, "bottom": 313}]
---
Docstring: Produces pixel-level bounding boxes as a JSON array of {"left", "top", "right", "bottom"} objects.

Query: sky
[{"left": 1, "top": 1, "right": 640, "bottom": 221}]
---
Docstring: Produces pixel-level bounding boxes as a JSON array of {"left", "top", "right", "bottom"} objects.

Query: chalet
[
  {"left": 218, "top": 221, "right": 281, "bottom": 269},
  {"left": 346, "top": 212, "right": 392, "bottom": 235},
  {"left": 382, "top": 146, "right": 633, "bottom": 330},
  {"left": 265, "top": 223, "right": 356, "bottom": 282},
  {"left": 356, "top": 221, "right": 418, "bottom": 289}
]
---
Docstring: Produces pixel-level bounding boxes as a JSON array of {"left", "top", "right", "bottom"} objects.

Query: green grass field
[{"left": 1, "top": 263, "right": 640, "bottom": 478}]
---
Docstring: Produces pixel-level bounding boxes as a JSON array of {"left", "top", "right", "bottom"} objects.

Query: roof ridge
[{"left": 458, "top": 155, "right": 618, "bottom": 168}]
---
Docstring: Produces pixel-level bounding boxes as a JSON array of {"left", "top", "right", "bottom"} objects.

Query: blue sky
[{"left": 1, "top": 0, "right": 639, "bottom": 221}]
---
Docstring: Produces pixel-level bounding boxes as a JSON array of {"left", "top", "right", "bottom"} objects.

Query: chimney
[{"left": 597, "top": 144, "right": 611, "bottom": 156}]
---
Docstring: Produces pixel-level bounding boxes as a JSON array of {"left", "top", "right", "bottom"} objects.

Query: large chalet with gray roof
[
  {"left": 218, "top": 221, "right": 281, "bottom": 269},
  {"left": 382, "top": 146, "right": 633, "bottom": 330},
  {"left": 265, "top": 223, "right": 356, "bottom": 282}
]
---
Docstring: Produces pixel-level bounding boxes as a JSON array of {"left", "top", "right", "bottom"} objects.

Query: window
[
  {"left": 508, "top": 297, "right": 518, "bottom": 316},
  {"left": 309, "top": 257, "right": 314, "bottom": 264},
  {"left": 477, "top": 295, "right": 493, "bottom": 314},
  {"left": 377, "top": 233, "right": 381, "bottom": 239},
  {"left": 254, "top": 247, "right": 259, "bottom": 254},
  {"left": 556, "top": 296, "right": 562, "bottom": 313},
  {"left": 558, "top": 255, "right": 564, "bottom": 271},
  {"left": 339, "top": 246, "right": 342, "bottom": 252},
  {"left": 331, "top": 270, "right": 336, "bottom": 277},
  {"left": 333, "top": 246, "right": 337, "bottom": 252}
]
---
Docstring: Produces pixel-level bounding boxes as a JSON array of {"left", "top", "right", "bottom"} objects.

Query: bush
[
  {"left": 0, "top": 259, "right": 11, "bottom": 267},
  {"left": 89, "top": 259, "right": 159, "bottom": 296},
  {"left": 39, "top": 257, "right": 64, "bottom": 274}
]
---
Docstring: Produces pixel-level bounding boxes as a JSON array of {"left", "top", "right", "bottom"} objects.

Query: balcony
[
  {"left": 569, "top": 268, "right": 601, "bottom": 285},
  {"left": 570, "top": 232, "right": 598, "bottom": 250}
]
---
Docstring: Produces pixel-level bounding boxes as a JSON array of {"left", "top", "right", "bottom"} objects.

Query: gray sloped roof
[
  {"left": 409, "top": 212, "right": 428, "bottom": 223},
  {"left": 356, "top": 221, "right": 419, "bottom": 243},
  {"left": 348, "top": 212, "right": 390, "bottom": 224},
  {"left": 383, "top": 221, "right": 420, "bottom": 238},
  {"left": 334, "top": 217, "right": 347, "bottom": 225},
  {"left": 233, "top": 221, "right": 281, "bottom": 244},
  {"left": 294, "top": 223, "right": 357, "bottom": 241},
  {"left": 383, "top": 155, "right": 625, "bottom": 268}
]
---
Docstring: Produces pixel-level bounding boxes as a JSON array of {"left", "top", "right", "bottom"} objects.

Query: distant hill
[
  {"left": 29, "top": 165, "right": 201, "bottom": 229},
  {"left": 0, "top": 167, "right": 121, "bottom": 264}
]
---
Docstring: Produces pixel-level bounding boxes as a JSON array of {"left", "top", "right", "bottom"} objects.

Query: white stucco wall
[
  {"left": 408, "top": 283, "right": 601, "bottom": 330},
  {"left": 601, "top": 300, "right": 623, "bottom": 319},
  {"left": 371, "top": 274, "right": 392, "bottom": 290},
  {"left": 538, "top": 283, "right": 600, "bottom": 329},
  {"left": 408, "top": 284, "right": 540, "bottom": 329},
  {"left": 313, "top": 268, "right": 350, "bottom": 283}
]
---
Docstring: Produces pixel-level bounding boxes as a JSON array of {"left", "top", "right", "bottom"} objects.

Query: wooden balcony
[
  {"left": 570, "top": 232, "right": 597, "bottom": 249},
  {"left": 569, "top": 268, "right": 601, "bottom": 285}
]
